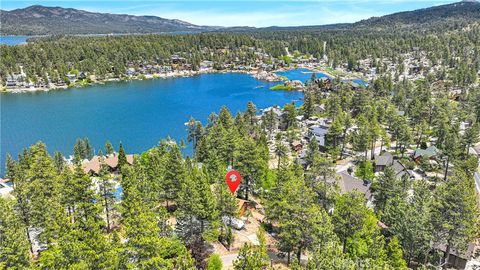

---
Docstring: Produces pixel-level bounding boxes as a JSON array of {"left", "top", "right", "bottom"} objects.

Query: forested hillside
[{"left": 0, "top": 5, "right": 216, "bottom": 35}]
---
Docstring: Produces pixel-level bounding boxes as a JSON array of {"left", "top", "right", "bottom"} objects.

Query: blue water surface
[
  {"left": 1, "top": 71, "right": 312, "bottom": 174},
  {"left": 276, "top": 68, "right": 329, "bottom": 83},
  {"left": 0, "top": 36, "right": 30, "bottom": 46}
]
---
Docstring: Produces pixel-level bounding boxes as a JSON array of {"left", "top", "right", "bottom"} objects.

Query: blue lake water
[
  {"left": 0, "top": 36, "right": 30, "bottom": 46},
  {"left": 276, "top": 68, "right": 328, "bottom": 83},
  {"left": 1, "top": 70, "right": 309, "bottom": 174}
]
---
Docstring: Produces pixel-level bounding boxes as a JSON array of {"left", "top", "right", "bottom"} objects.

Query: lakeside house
[
  {"left": 83, "top": 154, "right": 134, "bottom": 175},
  {"left": 199, "top": 60, "right": 214, "bottom": 70}
]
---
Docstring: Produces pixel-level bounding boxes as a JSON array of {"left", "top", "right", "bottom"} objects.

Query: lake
[
  {"left": 0, "top": 69, "right": 318, "bottom": 174},
  {"left": 0, "top": 36, "right": 30, "bottom": 46}
]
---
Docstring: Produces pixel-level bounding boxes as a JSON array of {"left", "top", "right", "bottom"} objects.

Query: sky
[{"left": 1, "top": 0, "right": 459, "bottom": 27}]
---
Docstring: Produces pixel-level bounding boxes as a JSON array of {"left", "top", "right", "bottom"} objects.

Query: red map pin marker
[{"left": 225, "top": 170, "right": 241, "bottom": 194}]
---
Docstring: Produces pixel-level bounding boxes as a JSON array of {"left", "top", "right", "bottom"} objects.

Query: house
[
  {"left": 199, "top": 60, "right": 214, "bottom": 70},
  {"left": 291, "top": 140, "right": 303, "bottom": 152},
  {"left": 336, "top": 171, "right": 373, "bottom": 202},
  {"left": 413, "top": 146, "right": 439, "bottom": 162},
  {"left": 261, "top": 106, "right": 284, "bottom": 129},
  {"left": 433, "top": 242, "right": 477, "bottom": 270},
  {"left": 6, "top": 76, "right": 17, "bottom": 87},
  {"left": 391, "top": 160, "right": 412, "bottom": 180},
  {"left": 126, "top": 68, "right": 136, "bottom": 76},
  {"left": 308, "top": 124, "right": 329, "bottom": 150},
  {"left": 374, "top": 152, "right": 394, "bottom": 172},
  {"left": 171, "top": 54, "right": 186, "bottom": 64},
  {"left": 78, "top": 72, "right": 87, "bottom": 80},
  {"left": 5, "top": 74, "right": 25, "bottom": 88},
  {"left": 66, "top": 73, "right": 77, "bottom": 83},
  {"left": 83, "top": 154, "right": 134, "bottom": 175},
  {"left": 314, "top": 104, "right": 325, "bottom": 114}
]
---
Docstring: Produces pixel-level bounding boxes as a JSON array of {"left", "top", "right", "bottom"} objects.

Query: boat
[{"left": 254, "top": 85, "right": 264, "bottom": 89}]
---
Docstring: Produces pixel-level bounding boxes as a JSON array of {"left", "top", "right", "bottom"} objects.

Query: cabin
[
  {"left": 314, "top": 104, "right": 325, "bottom": 114},
  {"left": 413, "top": 146, "right": 439, "bottom": 162},
  {"left": 391, "top": 160, "right": 413, "bottom": 180},
  {"left": 66, "top": 73, "right": 77, "bottom": 83},
  {"left": 374, "top": 152, "right": 394, "bottom": 172},
  {"left": 291, "top": 140, "right": 303, "bottom": 152},
  {"left": 199, "top": 60, "right": 214, "bottom": 70},
  {"left": 78, "top": 72, "right": 87, "bottom": 80},
  {"left": 83, "top": 154, "right": 134, "bottom": 175},
  {"left": 336, "top": 171, "right": 373, "bottom": 203}
]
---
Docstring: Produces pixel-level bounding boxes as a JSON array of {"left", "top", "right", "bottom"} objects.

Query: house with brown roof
[
  {"left": 291, "top": 140, "right": 303, "bottom": 152},
  {"left": 83, "top": 154, "right": 134, "bottom": 175}
]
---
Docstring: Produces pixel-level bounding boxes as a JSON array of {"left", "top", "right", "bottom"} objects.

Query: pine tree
[
  {"left": 176, "top": 162, "right": 218, "bottom": 242},
  {"left": 430, "top": 169, "right": 480, "bottom": 269},
  {"left": 233, "top": 243, "right": 268, "bottom": 270},
  {"left": 371, "top": 166, "right": 407, "bottom": 213},
  {"left": 117, "top": 142, "right": 127, "bottom": 172},
  {"left": 235, "top": 137, "right": 266, "bottom": 200},
  {"left": 98, "top": 158, "right": 116, "bottom": 232},
  {"left": 332, "top": 192, "right": 369, "bottom": 254},
  {"left": 266, "top": 165, "right": 335, "bottom": 264},
  {"left": 0, "top": 198, "right": 32, "bottom": 270},
  {"left": 207, "top": 254, "right": 222, "bottom": 270},
  {"left": 161, "top": 143, "right": 186, "bottom": 208},
  {"left": 303, "top": 91, "right": 315, "bottom": 119},
  {"left": 387, "top": 236, "right": 408, "bottom": 269},
  {"left": 105, "top": 140, "right": 114, "bottom": 155},
  {"left": 121, "top": 165, "right": 194, "bottom": 268}
]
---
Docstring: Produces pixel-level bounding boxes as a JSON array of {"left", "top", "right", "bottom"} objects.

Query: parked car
[{"left": 221, "top": 216, "right": 245, "bottom": 230}]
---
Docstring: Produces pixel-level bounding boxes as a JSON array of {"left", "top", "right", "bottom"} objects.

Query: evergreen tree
[
  {"left": 105, "top": 140, "right": 114, "bottom": 155},
  {"left": 207, "top": 254, "right": 222, "bottom": 270},
  {"left": 0, "top": 198, "right": 32, "bottom": 270},
  {"left": 161, "top": 143, "right": 186, "bottom": 207},
  {"left": 332, "top": 192, "right": 369, "bottom": 253},
  {"left": 117, "top": 142, "right": 127, "bottom": 172},
  {"left": 371, "top": 166, "right": 406, "bottom": 213},
  {"left": 430, "top": 170, "right": 480, "bottom": 269},
  {"left": 98, "top": 157, "right": 117, "bottom": 232}
]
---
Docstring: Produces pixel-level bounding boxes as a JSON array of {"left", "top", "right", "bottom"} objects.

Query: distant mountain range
[
  {"left": 1, "top": 1, "right": 479, "bottom": 35},
  {"left": 353, "top": 0, "right": 480, "bottom": 29},
  {"left": 0, "top": 5, "right": 219, "bottom": 35}
]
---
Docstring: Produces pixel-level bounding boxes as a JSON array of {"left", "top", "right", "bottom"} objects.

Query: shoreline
[{"left": 1, "top": 64, "right": 361, "bottom": 94}]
